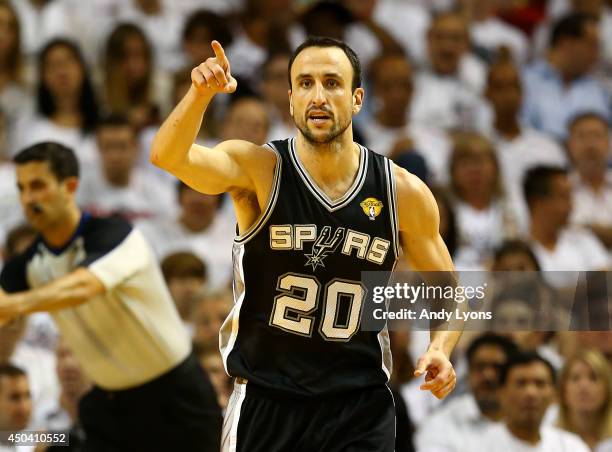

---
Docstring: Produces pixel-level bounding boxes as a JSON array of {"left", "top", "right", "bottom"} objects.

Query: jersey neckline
[{"left": 288, "top": 137, "right": 368, "bottom": 213}]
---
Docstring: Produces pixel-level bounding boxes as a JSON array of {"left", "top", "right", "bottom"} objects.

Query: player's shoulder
[{"left": 391, "top": 163, "right": 434, "bottom": 205}]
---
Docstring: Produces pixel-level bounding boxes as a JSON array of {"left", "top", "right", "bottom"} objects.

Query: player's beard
[{"left": 294, "top": 112, "right": 352, "bottom": 146}]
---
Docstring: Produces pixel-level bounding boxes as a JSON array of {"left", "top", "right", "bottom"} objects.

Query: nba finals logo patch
[{"left": 360, "top": 198, "right": 383, "bottom": 221}]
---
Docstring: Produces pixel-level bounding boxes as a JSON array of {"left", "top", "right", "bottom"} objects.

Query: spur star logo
[{"left": 304, "top": 226, "right": 345, "bottom": 270}]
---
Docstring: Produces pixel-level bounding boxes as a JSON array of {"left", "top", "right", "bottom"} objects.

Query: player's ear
[
  {"left": 288, "top": 89, "right": 294, "bottom": 116},
  {"left": 352, "top": 87, "right": 364, "bottom": 115}
]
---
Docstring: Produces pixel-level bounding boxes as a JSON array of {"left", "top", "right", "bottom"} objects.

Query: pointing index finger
[{"left": 211, "top": 40, "right": 228, "bottom": 70}]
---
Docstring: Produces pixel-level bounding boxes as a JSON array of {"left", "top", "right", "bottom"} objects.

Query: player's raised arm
[
  {"left": 150, "top": 40, "right": 272, "bottom": 195},
  {"left": 394, "top": 164, "right": 462, "bottom": 399}
]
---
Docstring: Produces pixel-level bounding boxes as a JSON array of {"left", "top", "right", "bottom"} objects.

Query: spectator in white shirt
[
  {"left": 567, "top": 112, "right": 612, "bottom": 251},
  {"left": 360, "top": 51, "right": 451, "bottom": 184},
  {"left": 485, "top": 57, "right": 567, "bottom": 233},
  {"left": 0, "top": 317, "right": 58, "bottom": 430},
  {"left": 459, "top": 0, "right": 529, "bottom": 63},
  {"left": 77, "top": 113, "right": 174, "bottom": 222},
  {"left": 416, "top": 333, "right": 518, "bottom": 452},
  {"left": 448, "top": 133, "right": 518, "bottom": 269},
  {"left": 116, "top": 0, "right": 183, "bottom": 72},
  {"left": 136, "top": 181, "right": 234, "bottom": 290},
  {"left": 411, "top": 11, "right": 488, "bottom": 132},
  {"left": 221, "top": 95, "right": 269, "bottom": 146},
  {"left": 473, "top": 352, "right": 590, "bottom": 452},
  {"left": 0, "top": 364, "right": 31, "bottom": 450},
  {"left": 523, "top": 166, "right": 610, "bottom": 283},
  {"left": 13, "top": 39, "right": 98, "bottom": 165},
  {"left": 102, "top": 23, "right": 168, "bottom": 132},
  {"left": 557, "top": 349, "right": 612, "bottom": 451}
]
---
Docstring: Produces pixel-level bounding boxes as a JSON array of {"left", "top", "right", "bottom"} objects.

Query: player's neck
[
  {"left": 295, "top": 133, "right": 360, "bottom": 188},
  {"left": 42, "top": 205, "right": 82, "bottom": 249}
]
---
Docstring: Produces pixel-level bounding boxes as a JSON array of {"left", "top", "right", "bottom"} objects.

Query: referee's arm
[{"left": 0, "top": 267, "right": 104, "bottom": 320}]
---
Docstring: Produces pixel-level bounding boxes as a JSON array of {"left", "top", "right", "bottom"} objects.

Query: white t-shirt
[
  {"left": 136, "top": 202, "right": 236, "bottom": 290},
  {"left": 411, "top": 71, "right": 489, "bottom": 134},
  {"left": 471, "top": 18, "right": 529, "bottom": 63},
  {"left": 12, "top": 116, "right": 97, "bottom": 166},
  {"left": 359, "top": 119, "right": 452, "bottom": 184},
  {"left": 570, "top": 171, "right": 612, "bottom": 229},
  {"left": 472, "top": 423, "right": 590, "bottom": 452},
  {"left": 532, "top": 227, "right": 610, "bottom": 288},
  {"left": 10, "top": 342, "right": 59, "bottom": 430},
  {"left": 416, "top": 393, "right": 495, "bottom": 452},
  {"left": 492, "top": 128, "right": 567, "bottom": 234},
  {"left": 77, "top": 167, "right": 176, "bottom": 223}
]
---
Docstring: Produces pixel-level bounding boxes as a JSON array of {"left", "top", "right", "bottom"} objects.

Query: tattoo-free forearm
[{"left": 6, "top": 268, "right": 105, "bottom": 315}]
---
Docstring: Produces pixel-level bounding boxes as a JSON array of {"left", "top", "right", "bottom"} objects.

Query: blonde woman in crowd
[{"left": 557, "top": 349, "right": 612, "bottom": 451}]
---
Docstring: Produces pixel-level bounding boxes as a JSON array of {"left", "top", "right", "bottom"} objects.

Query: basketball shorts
[
  {"left": 79, "top": 352, "right": 222, "bottom": 452},
  {"left": 222, "top": 380, "right": 396, "bottom": 452}
]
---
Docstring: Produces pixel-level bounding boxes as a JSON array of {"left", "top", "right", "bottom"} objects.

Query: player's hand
[
  {"left": 414, "top": 348, "right": 456, "bottom": 399},
  {"left": 191, "top": 40, "right": 237, "bottom": 96}
]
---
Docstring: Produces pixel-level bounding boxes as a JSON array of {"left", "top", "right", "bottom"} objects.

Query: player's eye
[
  {"left": 326, "top": 79, "right": 339, "bottom": 88},
  {"left": 300, "top": 79, "right": 312, "bottom": 88}
]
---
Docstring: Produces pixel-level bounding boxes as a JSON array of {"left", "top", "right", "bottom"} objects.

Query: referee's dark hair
[
  {"left": 466, "top": 333, "right": 519, "bottom": 367},
  {"left": 523, "top": 165, "right": 568, "bottom": 210},
  {"left": 13, "top": 142, "right": 79, "bottom": 181},
  {"left": 499, "top": 351, "right": 556, "bottom": 386},
  {"left": 288, "top": 36, "right": 362, "bottom": 91}
]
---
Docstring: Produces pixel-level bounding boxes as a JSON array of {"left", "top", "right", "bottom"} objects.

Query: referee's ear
[{"left": 63, "top": 176, "right": 79, "bottom": 195}]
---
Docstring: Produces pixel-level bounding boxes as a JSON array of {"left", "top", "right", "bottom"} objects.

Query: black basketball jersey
[{"left": 220, "top": 137, "right": 399, "bottom": 396}]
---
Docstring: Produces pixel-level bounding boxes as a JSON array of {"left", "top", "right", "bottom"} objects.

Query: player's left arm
[
  {"left": 394, "top": 164, "right": 463, "bottom": 399},
  {"left": 0, "top": 268, "right": 105, "bottom": 320}
]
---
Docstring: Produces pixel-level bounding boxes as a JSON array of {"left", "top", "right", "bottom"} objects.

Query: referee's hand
[
  {"left": 191, "top": 40, "right": 237, "bottom": 96},
  {"left": 414, "top": 349, "right": 456, "bottom": 399}
]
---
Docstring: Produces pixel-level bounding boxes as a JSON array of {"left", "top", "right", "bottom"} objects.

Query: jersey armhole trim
[
  {"left": 234, "top": 142, "right": 282, "bottom": 244},
  {"left": 385, "top": 159, "right": 401, "bottom": 260}
]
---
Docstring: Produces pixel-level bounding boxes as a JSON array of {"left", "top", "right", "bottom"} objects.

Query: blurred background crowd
[{"left": 0, "top": 0, "right": 610, "bottom": 451}]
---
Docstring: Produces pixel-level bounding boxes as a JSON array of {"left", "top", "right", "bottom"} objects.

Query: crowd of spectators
[{"left": 0, "top": 0, "right": 610, "bottom": 451}]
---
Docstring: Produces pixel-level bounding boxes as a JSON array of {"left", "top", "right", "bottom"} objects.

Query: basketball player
[
  {"left": 152, "top": 37, "right": 461, "bottom": 451},
  {"left": 0, "top": 142, "right": 222, "bottom": 451}
]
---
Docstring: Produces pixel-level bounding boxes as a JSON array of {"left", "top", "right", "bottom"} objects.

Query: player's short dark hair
[
  {"left": 493, "top": 240, "right": 541, "bottom": 271},
  {"left": 567, "top": 111, "right": 609, "bottom": 132},
  {"left": 523, "top": 165, "right": 568, "bottom": 207},
  {"left": 161, "top": 252, "right": 207, "bottom": 282},
  {"left": 182, "top": 9, "right": 233, "bottom": 48},
  {"left": 499, "top": 351, "right": 556, "bottom": 386},
  {"left": 13, "top": 142, "right": 79, "bottom": 181},
  {"left": 550, "top": 13, "right": 597, "bottom": 48},
  {"left": 466, "top": 333, "right": 519, "bottom": 367},
  {"left": 288, "top": 36, "right": 362, "bottom": 91}
]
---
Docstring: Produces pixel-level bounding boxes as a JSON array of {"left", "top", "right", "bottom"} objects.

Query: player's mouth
[{"left": 307, "top": 111, "right": 332, "bottom": 125}]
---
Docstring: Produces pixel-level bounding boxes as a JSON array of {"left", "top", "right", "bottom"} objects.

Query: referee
[{"left": 0, "top": 142, "right": 222, "bottom": 452}]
